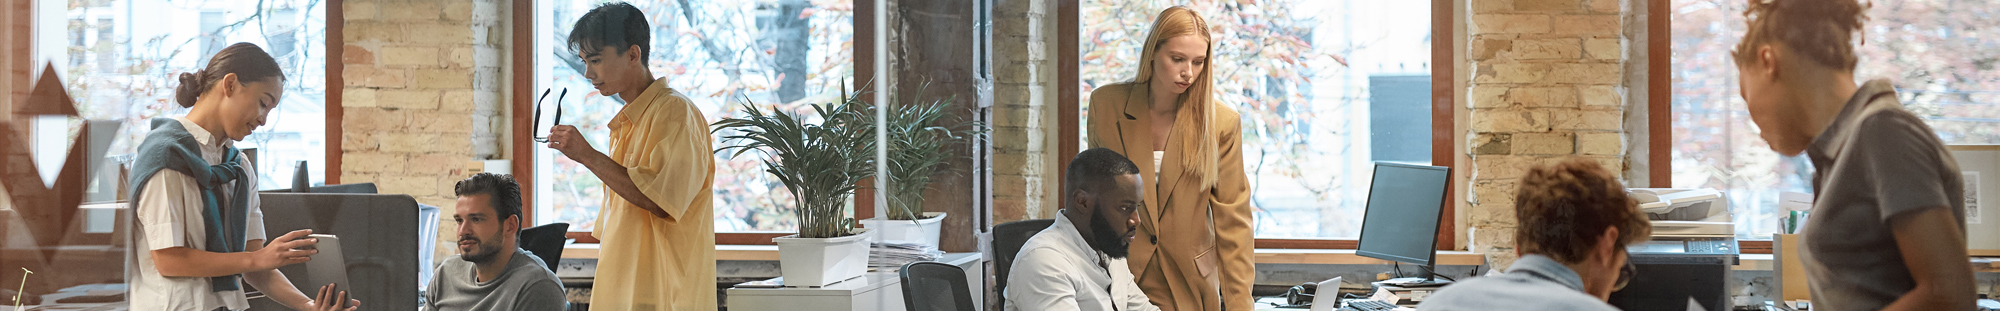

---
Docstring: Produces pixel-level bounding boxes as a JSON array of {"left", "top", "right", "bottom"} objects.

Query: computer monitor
[
  {"left": 1354, "top": 162, "right": 1452, "bottom": 285},
  {"left": 255, "top": 193, "right": 422, "bottom": 309}
]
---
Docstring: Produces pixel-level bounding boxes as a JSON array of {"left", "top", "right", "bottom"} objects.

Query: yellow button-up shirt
[{"left": 589, "top": 78, "right": 717, "bottom": 310}]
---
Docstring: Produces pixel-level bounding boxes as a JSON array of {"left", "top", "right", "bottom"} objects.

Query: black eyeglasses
[
  {"left": 532, "top": 88, "right": 567, "bottom": 143},
  {"left": 1613, "top": 247, "right": 1636, "bottom": 291}
]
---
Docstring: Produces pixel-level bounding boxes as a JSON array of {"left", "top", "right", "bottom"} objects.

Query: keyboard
[{"left": 1341, "top": 299, "right": 1399, "bottom": 311}]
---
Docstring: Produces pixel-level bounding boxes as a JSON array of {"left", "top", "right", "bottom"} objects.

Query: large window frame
[
  {"left": 33, "top": 0, "right": 340, "bottom": 189},
  {"left": 508, "top": 0, "right": 1456, "bottom": 248},
  {"left": 1648, "top": 0, "right": 2000, "bottom": 254},
  {"left": 1649, "top": 0, "right": 1775, "bottom": 254},
  {"left": 1057, "top": 0, "right": 1459, "bottom": 251},
  {"left": 509, "top": 0, "right": 863, "bottom": 245}
]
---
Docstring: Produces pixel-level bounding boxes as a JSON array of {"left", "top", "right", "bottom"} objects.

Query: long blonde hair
[{"left": 1132, "top": 6, "right": 1218, "bottom": 189}]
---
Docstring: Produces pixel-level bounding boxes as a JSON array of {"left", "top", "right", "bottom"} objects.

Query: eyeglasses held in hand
[{"left": 533, "top": 88, "right": 567, "bottom": 143}]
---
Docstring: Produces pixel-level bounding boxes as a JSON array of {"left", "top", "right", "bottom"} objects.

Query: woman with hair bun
[
  {"left": 1731, "top": 0, "right": 1974, "bottom": 310},
  {"left": 127, "top": 42, "right": 358, "bottom": 311}
]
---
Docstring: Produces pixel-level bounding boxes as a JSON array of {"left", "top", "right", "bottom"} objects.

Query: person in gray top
[
  {"left": 425, "top": 173, "right": 566, "bottom": 311},
  {"left": 1730, "top": 1, "right": 1974, "bottom": 310},
  {"left": 1419, "top": 159, "right": 1650, "bottom": 311}
]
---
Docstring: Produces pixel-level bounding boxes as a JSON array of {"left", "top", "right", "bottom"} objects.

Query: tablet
[{"left": 302, "top": 233, "right": 351, "bottom": 304}]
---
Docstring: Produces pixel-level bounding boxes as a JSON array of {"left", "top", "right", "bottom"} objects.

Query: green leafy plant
[
  {"left": 713, "top": 85, "right": 877, "bottom": 239},
  {"left": 872, "top": 86, "right": 989, "bottom": 221}
]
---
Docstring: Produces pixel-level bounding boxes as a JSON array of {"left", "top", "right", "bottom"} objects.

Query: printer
[
  {"left": 1610, "top": 188, "right": 1738, "bottom": 311},
  {"left": 1625, "top": 188, "right": 1738, "bottom": 255}
]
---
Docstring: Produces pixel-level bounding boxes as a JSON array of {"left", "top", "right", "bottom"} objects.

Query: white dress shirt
[
  {"left": 126, "top": 117, "right": 265, "bottom": 311},
  {"left": 1005, "top": 215, "right": 1160, "bottom": 311}
]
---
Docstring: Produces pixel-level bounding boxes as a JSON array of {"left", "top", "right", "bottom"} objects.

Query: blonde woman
[
  {"left": 1731, "top": 0, "right": 1973, "bottom": 310},
  {"left": 1085, "top": 6, "right": 1252, "bottom": 311}
]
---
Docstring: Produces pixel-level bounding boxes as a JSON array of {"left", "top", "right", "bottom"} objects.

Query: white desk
[{"left": 726, "top": 252, "right": 982, "bottom": 311}]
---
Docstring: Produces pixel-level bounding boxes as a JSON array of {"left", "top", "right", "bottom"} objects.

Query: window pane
[
  {"left": 533, "top": 0, "right": 854, "bottom": 233},
  {"left": 1080, "top": 0, "right": 1432, "bottom": 238},
  {"left": 63, "top": 0, "right": 327, "bottom": 191},
  {"left": 1671, "top": 0, "right": 2000, "bottom": 239},
  {"left": 16, "top": 0, "right": 326, "bottom": 301}
]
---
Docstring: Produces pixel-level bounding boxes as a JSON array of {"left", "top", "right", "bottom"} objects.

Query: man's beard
[
  {"left": 1090, "top": 212, "right": 1132, "bottom": 259},
  {"left": 459, "top": 235, "right": 503, "bottom": 263}
]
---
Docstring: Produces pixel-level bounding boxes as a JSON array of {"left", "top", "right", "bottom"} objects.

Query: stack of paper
[{"left": 868, "top": 241, "right": 943, "bottom": 271}]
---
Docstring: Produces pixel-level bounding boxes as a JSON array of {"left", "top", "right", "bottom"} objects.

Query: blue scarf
[{"left": 129, "top": 118, "right": 250, "bottom": 292}]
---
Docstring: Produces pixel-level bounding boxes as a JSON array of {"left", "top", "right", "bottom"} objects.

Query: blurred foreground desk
[{"left": 726, "top": 252, "right": 980, "bottom": 311}]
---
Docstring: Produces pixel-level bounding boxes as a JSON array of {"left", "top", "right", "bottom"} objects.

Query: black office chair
[
  {"left": 991, "top": 218, "right": 1054, "bottom": 308},
  {"left": 900, "top": 261, "right": 977, "bottom": 311},
  {"left": 518, "top": 222, "right": 570, "bottom": 274}
]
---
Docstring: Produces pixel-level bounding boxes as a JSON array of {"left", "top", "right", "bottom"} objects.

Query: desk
[
  {"left": 725, "top": 252, "right": 982, "bottom": 311},
  {"left": 1254, "top": 296, "right": 1309, "bottom": 310}
]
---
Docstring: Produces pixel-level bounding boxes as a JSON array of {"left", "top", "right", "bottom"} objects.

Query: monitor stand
[
  {"left": 1380, "top": 276, "right": 1452, "bottom": 288},
  {"left": 1378, "top": 263, "right": 1454, "bottom": 288}
]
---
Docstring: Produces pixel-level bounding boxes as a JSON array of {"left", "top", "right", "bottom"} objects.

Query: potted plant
[
  {"left": 857, "top": 90, "right": 986, "bottom": 246},
  {"left": 713, "top": 88, "right": 877, "bottom": 287}
]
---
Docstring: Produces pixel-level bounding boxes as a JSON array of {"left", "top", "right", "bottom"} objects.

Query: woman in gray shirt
[{"left": 1731, "top": 1, "right": 1974, "bottom": 310}]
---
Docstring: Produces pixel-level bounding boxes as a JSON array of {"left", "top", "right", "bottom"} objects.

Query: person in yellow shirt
[{"left": 545, "top": 2, "right": 717, "bottom": 310}]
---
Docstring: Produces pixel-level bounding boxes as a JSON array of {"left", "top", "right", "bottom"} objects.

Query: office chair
[
  {"left": 991, "top": 219, "right": 1054, "bottom": 308},
  {"left": 900, "top": 261, "right": 977, "bottom": 311},
  {"left": 518, "top": 223, "right": 571, "bottom": 274}
]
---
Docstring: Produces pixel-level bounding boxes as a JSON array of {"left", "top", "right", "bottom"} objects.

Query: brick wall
[
  {"left": 989, "top": 0, "right": 1062, "bottom": 222},
  {"left": 1465, "top": 0, "right": 1632, "bottom": 269},
  {"left": 340, "top": 0, "right": 505, "bottom": 262},
  {"left": 1, "top": 0, "right": 29, "bottom": 121}
]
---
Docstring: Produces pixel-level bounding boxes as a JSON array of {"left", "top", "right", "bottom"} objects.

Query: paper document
[{"left": 1966, "top": 172, "right": 1981, "bottom": 225}]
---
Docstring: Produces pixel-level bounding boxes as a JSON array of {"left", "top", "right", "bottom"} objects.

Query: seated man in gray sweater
[
  {"left": 424, "top": 173, "right": 566, "bottom": 310},
  {"left": 1418, "top": 158, "right": 1651, "bottom": 311}
]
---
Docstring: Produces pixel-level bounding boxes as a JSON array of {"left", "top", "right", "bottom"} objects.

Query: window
[
  {"left": 1079, "top": 0, "right": 1439, "bottom": 239},
  {"left": 1670, "top": 0, "right": 2000, "bottom": 239},
  {"left": 529, "top": 0, "right": 855, "bottom": 234},
  {"left": 59, "top": 0, "right": 329, "bottom": 191},
  {"left": 5, "top": 0, "right": 327, "bottom": 301}
]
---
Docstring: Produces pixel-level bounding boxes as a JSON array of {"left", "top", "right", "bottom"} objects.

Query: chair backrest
[
  {"left": 991, "top": 218, "right": 1054, "bottom": 307},
  {"left": 518, "top": 222, "right": 570, "bottom": 273},
  {"left": 900, "top": 261, "right": 976, "bottom": 311}
]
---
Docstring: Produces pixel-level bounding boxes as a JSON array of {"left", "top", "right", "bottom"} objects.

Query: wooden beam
[
  {"left": 1430, "top": 0, "right": 1456, "bottom": 251},
  {"left": 326, "top": 0, "right": 343, "bottom": 184},
  {"left": 512, "top": 0, "right": 535, "bottom": 224},
  {"left": 1649, "top": 0, "right": 1671, "bottom": 188},
  {"left": 1256, "top": 238, "right": 1359, "bottom": 250},
  {"left": 1058, "top": 0, "right": 1079, "bottom": 194}
]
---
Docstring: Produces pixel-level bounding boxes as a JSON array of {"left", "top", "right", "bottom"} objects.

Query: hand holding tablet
[{"left": 302, "top": 234, "right": 358, "bottom": 310}]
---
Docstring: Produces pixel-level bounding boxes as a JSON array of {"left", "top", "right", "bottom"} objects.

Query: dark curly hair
[
  {"left": 567, "top": 2, "right": 652, "bottom": 66},
  {"left": 1731, "top": 0, "right": 1870, "bottom": 71},
  {"left": 455, "top": 172, "right": 525, "bottom": 233},
  {"left": 1064, "top": 148, "right": 1142, "bottom": 203},
  {"left": 1513, "top": 158, "right": 1650, "bottom": 264}
]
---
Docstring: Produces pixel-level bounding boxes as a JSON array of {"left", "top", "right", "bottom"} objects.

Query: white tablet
[{"left": 302, "top": 233, "right": 351, "bottom": 303}]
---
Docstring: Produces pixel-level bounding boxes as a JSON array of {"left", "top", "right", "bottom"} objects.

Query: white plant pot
[
  {"left": 859, "top": 212, "right": 946, "bottom": 246},
  {"left": 774, "top": 228, "right": 873, "bottom": 287}
]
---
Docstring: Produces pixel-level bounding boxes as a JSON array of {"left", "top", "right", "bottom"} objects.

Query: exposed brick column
[
  {"left": 340, "top": 0, "right": 504, "bottom": 262},
  {"left": 989, "top": 0, "right": 1061, "bottom": 223},
  {"left": 1, "top": 0, "right": 29, "bottom": 119},
  {"left": 1465, "top": 0, "right": 1631, "bottom": 269}
]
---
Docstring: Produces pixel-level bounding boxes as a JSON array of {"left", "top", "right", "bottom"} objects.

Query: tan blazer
[{"left": 1086, "top": 82, "right": 1254, "bottom": 311}]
